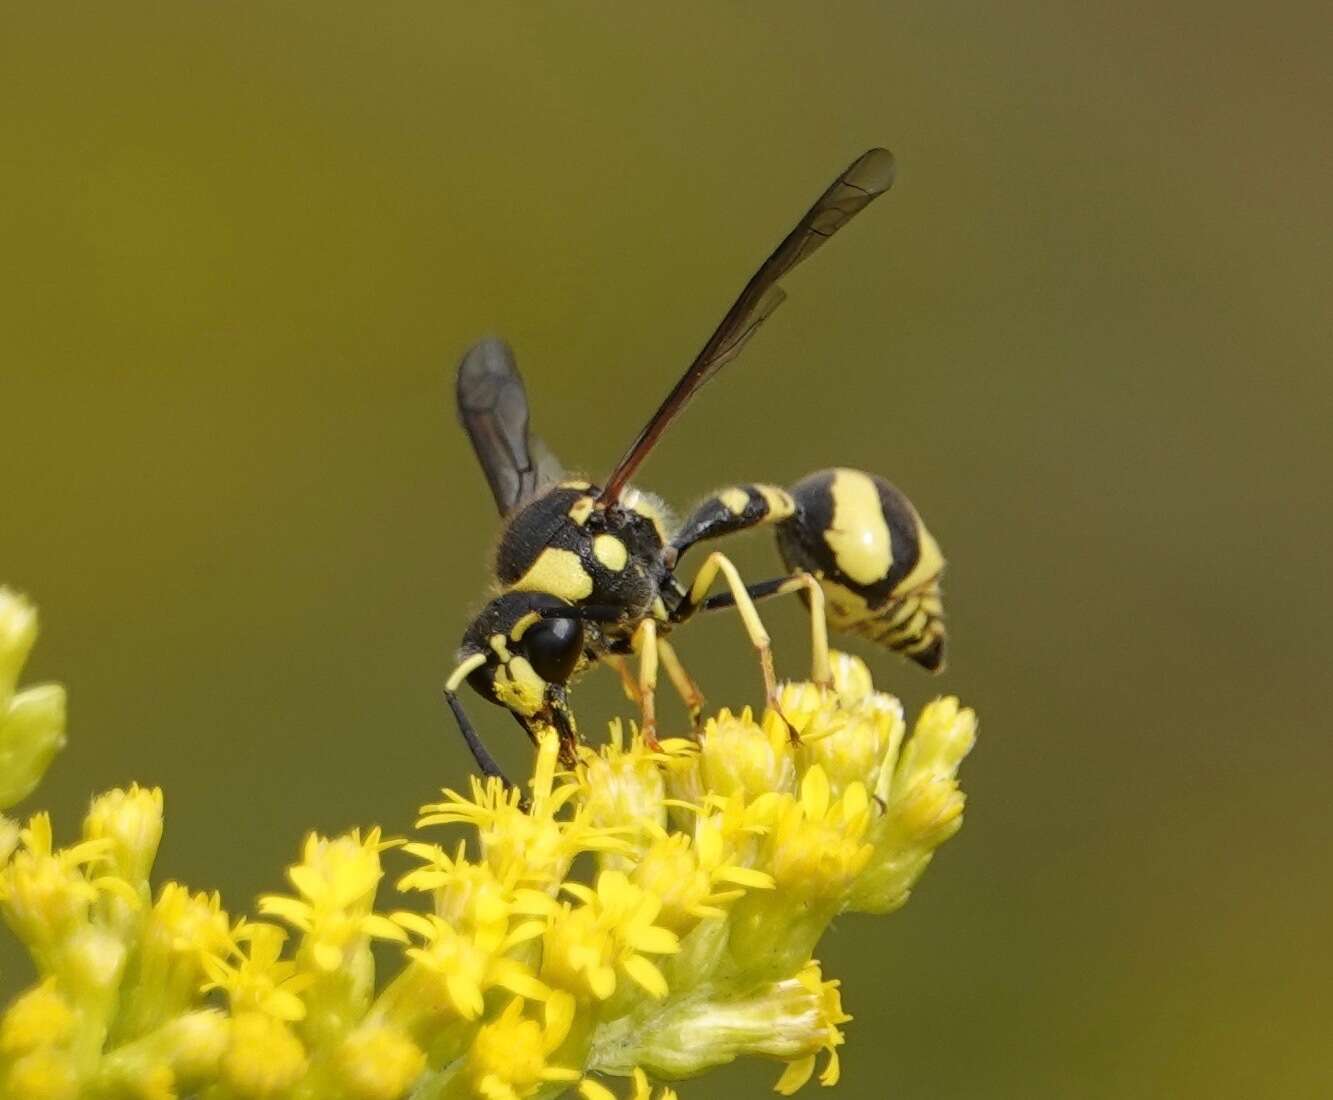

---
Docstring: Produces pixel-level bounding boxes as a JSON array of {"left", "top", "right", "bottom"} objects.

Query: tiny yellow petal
[
  {"left": 579, "top": 1080, "right": 618, "bottom": 1100},
  {"left": 622, "top": 954, "right": 670, "bottom": 999},
  {"left": 775, "top": 1055, "right": 816, "bottom": 1095}
]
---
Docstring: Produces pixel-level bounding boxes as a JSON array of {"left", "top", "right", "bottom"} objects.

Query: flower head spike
[
  {"left": 0, "top": 585, "right": 978, "bottom": 1099},
  {"left": 767, "top": 768, "right": 874, "bottom": 903}
]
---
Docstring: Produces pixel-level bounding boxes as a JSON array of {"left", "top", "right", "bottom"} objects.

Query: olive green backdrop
[{"left": 3, "top": 4, "right": 1330, "bottom": 1097}]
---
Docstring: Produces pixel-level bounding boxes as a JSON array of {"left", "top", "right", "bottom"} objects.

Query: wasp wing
[
  {"left": 456, "top": 337, "right": 564, "bottom": 516},
  {"left": 598, "top": 148, "right": 896, "bottom": 504}
]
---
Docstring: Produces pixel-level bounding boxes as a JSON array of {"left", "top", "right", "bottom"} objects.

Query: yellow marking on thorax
[
  {"left": 511, "top": 547, "right": 594, "bottom": 601},
  {"left": 758, "top": 485, "right": 795, "bottom": 520},
  {"left": 593, "top": 533, "right": 629, "bottom": 571},
  {"left": 650, "top": 595, "right": 668, "bottom": 621},
  {"left": 559, "top": 479, "right": 592, "bottom": 491},
  {"left": 893, "top": 522, "right": 945, "bottom": 598},
  {"left": 489, "top": 634, "right": 511, "bottom": 660},
  {"left": 825, "top": 469, "right": 892, "bottom": 586},
  {"left": 719, "top": 486, "right": 750, "bottom": 515},
  {"left": 492, "top": 656, "right": 545, "bottom": 716},
  {"left": 568, "top": 496, "right": 595, "bottom": 525}
]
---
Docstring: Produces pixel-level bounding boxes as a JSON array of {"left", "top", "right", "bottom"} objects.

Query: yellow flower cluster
[{"left": 0, "top": 591, "right": 976, "bottom": 1100}]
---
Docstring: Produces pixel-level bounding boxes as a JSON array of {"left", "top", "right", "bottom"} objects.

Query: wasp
[{"left": 443, "top": 148, "right": 946, "bottom": 782}]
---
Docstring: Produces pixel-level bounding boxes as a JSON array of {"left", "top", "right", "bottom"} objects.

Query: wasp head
[{"left": 456, "top": 591, "right": 585, "bottom": 747}]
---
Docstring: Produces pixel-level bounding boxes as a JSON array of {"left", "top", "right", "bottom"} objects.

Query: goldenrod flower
[
  {"left": 113, "top": 883, "right": 231, "bottom": 1043},
  {"left": 578, "top": 722, "right": 669, "bottom": 865},
  {"left": 420, "top": 731, "right": 627, "bottom": 890},
  {"left": 456, "top": 994, "right": 581, "bottom": 1100},
  {"left": 1, "top": 585, "right": 977, "bottom": 1099},
  {"left": 203, "top": 922, "right": 312, "bottom": 1022},
  {"left": 541, "top": 869, "right": 680, "bottom": 1006}
]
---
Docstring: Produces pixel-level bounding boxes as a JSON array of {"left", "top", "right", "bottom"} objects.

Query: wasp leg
[
  {"left": 698, "top": 572, "right": 831, "bottom": 688},
  {"left": 672, "top": 551, "right": 781, "bottom": 709},
  {"left": 607, "top": 655, "right": 643, "bottom": 706},
  {"left": 657, "top": 638, "right": 706, "bottom": 731},
  {"left": 631, "top": 619, "right": 663, "bottom": 751},
  {"left": 669, "top": 483, "right": 796, "bottom": 566}
]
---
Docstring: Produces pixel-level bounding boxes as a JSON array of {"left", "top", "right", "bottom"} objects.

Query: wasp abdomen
[{"left": 776, "top": 467, "right": 946, "bottom": 671}]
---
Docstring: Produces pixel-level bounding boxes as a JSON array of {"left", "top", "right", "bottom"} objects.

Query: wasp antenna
[{"left": 444, "top": 687, "right": 521, "bottom": 795}]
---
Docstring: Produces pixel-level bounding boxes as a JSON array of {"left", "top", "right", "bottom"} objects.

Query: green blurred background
[{"left": 3, "top": 3, "right": 1330, "bottom": 1096}]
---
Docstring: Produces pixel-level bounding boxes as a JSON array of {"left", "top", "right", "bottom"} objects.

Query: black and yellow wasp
[{"left": 443, "top": 148, "right": 946, "bottom": 782}]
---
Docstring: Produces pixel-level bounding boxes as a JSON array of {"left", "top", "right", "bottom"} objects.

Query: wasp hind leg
[
  {"left": 697, "top": 571, "right": 832, "bottom": 689},
  {"left": 671, "top": 551, "right": 788, "bottom": 717}
]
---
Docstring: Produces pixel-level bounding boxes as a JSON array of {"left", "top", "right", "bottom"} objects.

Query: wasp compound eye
[{"left": 520, "top": 617, "right": 583, "bottom": 685}]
